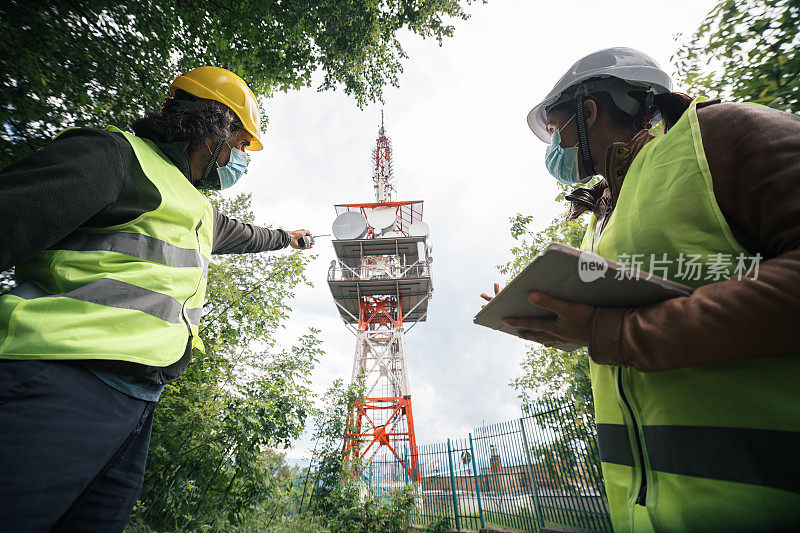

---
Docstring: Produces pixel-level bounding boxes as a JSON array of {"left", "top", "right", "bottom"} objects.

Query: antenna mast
[{"left": 373, "top": 110, "right": 394, "bottom": 203}]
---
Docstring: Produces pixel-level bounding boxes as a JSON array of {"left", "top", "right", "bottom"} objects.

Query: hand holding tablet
[{"left": 474, "top": 243, "right": 693, "bottom": 350}]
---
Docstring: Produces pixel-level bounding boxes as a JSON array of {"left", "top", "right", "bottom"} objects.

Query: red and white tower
[{"left": 328, "top": 113, "right": 433, "bottom": 486}]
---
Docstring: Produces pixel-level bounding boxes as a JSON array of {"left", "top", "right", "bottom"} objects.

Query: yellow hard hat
[{"left": 169, "top": 66, "right": 263, "bottom": 151}]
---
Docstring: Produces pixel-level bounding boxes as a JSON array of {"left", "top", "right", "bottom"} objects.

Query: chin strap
[
  {"left": 574, "top": 91, "right": 597, "bottom": 177},
  {"left": 194, "top": 140, "right": 224, "bottom": 190}
]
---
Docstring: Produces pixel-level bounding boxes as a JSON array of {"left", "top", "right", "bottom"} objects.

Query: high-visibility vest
[
  {"left": 0, "top": 127, "right": 214, "bottom": 367},
  {"left": 581, "top": 98, "right": 800, "bottom": 531}
]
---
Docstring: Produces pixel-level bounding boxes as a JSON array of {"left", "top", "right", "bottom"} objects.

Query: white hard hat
[{"left": 527, "top": 47, "right": 673, "bottom": 142}]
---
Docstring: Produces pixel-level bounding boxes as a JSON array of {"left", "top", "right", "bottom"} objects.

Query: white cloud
[{"left": 226, "top": 0, "right": 717, "bottom": 458}]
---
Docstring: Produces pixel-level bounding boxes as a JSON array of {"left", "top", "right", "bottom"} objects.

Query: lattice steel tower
[{"left": 328, "top": 113, "right": 433, "bottom": 484}]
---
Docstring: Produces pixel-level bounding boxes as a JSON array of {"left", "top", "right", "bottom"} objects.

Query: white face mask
[
  {"left": 544, "top": 115, "right": 581, "bottom": 184},
  {"left": 216, "top": 142, "right": 248, "bottom": 190},
  {"left": 204, "top": 141, "right": 249, "bottom": 190}
]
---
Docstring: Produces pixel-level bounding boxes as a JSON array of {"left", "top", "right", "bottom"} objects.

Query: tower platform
[{"left": 328, "top": 236, "right": 432, "bottom": 325}]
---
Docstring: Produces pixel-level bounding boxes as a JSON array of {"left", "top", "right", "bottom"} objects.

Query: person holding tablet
[{"left": 484, "top": 47, "right": 800, "bottom": 530}]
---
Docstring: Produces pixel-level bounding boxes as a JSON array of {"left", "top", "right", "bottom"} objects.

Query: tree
[
  {"left": 0, "top": 0, "right": 472, "bottom": 168},
  {"left": 498, "top": 190, "right": 593, "bottom": 409},
  {"left": 673, "top": 0, "right": 799, "bottom": 113},
  {"left": 300, "top": 378, "right": 364, "bottom": 521},
  {"left": 129, "top": 193, "right": 324, "bottom": 531}
]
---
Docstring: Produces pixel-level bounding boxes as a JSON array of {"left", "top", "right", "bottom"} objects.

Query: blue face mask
[
  {"left": 217, "top": 143, "right": 249, "bottom": 190},
  {"left": 544, "top": 115, "right": 582, "bottom": 185}
]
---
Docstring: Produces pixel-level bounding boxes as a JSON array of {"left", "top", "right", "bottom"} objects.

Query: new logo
[{"left": 578, "top": 251, "right": 608, "bottom": 283}]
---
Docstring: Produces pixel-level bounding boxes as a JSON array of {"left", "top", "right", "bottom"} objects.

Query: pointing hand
[{"left": 288, "top": 229, "right": 313, "bottom": 249}]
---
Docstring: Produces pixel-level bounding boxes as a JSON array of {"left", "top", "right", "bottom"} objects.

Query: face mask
[
  {"left": 544, "top": 115, "right": 582, "bottom": 185},
  {"left": 216, "top": 143, "right": 249, "bottom": 190}
]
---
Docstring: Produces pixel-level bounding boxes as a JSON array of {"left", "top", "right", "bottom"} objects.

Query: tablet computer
[{"left": 474, "top": 243, "right": 692, "bottom": 341}]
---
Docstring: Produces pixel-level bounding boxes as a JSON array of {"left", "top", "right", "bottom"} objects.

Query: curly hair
[{"left": 131, "top": 89, "right": 242, "bottom": 146}]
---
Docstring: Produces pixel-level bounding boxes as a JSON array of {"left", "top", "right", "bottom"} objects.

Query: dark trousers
[{"left": 0, "top": 360, "right": 155, "bottom": 532}]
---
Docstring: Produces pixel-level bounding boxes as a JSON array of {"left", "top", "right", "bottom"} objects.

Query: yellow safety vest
[
  {"left": 0, "top": 127, "right": 214, "bottom": 367},
  {"left": 581, "top": 99, "right": 800, "bottom": 531}
]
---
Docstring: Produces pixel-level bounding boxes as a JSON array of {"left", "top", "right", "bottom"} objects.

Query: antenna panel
[
  {"left": 408, "top": 220, "right": 430, "bottom": 238},
  {"left": 366, "top": 206, "right": 396, "bottom": 231},
  {"left": 332, "top": 210, "right": 369, "bottom": 240}
]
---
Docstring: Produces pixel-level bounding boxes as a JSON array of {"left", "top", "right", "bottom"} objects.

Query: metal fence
[{"left": 405, "top": 397, "right": 612, "bottom": 532}]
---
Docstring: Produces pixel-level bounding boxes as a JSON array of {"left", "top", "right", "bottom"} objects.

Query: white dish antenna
[
  {"left": 380, "top": 231, "right": 402, "bottom": 238},
  {"left": 366, "top": 206, "right": 396, "bottom": 232},
  {"left": 332, "top": 211, "right": 369, "bottom": 240},
  {"left": 408, "top": 220, "right": 430, "bottom": 237}
]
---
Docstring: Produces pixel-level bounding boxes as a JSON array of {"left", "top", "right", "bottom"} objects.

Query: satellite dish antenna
[
  {"left": 366, "top": 206, "right": 396, "bottom": 232},
  {"left": 332, "top": 211, "right": 368, "bottom": 240},
  {"left": 381, "top": 231, "right": 402, "bottom": 238},
  {"left": 408, "top": 220, "right": 430, "bottom": 237}
]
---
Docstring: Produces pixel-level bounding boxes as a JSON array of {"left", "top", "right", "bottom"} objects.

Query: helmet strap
[
  {"left": 575, "top": 94, "right": 597, "bottom": 177},
  {"left": 194, "top": 140, "right": 224, "bottom": 190}
]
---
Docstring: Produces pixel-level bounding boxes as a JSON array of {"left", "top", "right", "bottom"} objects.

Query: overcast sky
[{"left": 226, "top": 0, "right": 718, "bottom": 461}]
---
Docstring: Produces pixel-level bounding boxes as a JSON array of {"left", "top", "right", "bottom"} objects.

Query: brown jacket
[{"left": 569, "top": 101, "right": 800, "bottom": 372}]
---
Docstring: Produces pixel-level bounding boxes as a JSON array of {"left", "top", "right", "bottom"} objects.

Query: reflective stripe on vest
[
  {"left": 597, "top": 423, "right": 800, "bottom": 494},
  {"left": 56, "top": 231, "right": 208, "bottom": 269},
  {"left": 0, "top": 127, "right": 214, "bottom": 367},
  {"left": 54, "top": 231, "right": 210, "bottom": 276},
  {"left": 581, "top": 98, "right": 800, "bottom": 531},
  {"left": 10, "top": 281, "right": 204, "bottom": 326}
]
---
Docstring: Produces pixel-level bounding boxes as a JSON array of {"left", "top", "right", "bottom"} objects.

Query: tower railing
[{"left": 327, "top": 263, "right": 432, "bottom": 282}]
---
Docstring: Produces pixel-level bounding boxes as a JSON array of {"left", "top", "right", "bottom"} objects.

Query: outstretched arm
[
  {"left": 211, "top": 208, "right": 312, "bottom": 254},
  {"left": 211, "top": 207, "right": 290, "bottom": 254}
]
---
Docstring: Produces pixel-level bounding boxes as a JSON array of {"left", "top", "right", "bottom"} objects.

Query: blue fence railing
[{"left": 403, "top": 398, "right": 612, "bottom": 532}]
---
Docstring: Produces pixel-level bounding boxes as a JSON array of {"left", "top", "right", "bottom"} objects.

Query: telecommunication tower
[{"left": 328, "top": 113, "right": 433, "bottom": 484}]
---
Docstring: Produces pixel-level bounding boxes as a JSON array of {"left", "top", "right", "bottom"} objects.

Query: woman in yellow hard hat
[
  {"left": 137, "top": 65, "right": 266, "bottom": 189},
  {"left": 0, "top": 66, "right": 312, "bottom": 530}
]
